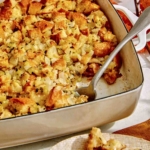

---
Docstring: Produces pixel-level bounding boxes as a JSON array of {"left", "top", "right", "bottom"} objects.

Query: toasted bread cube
[
  {"left": 0, "top": 108, "right": 13, "bottom": 119},
  {"left": 19, "top": 0, "right": 31, "bottom": 7},
  {"left": 45, "top": 86, "right": 63, "bottom": 108},
  {"left": 104, "top": 31, "right": 117, "bottom": 43},
  {"left": 103, "top": 54, "right": 122, "bottom": 84},
  {"left": 94, "top": 42, "right": 112, "bottom": 57},
  {"left": 57, "top": 0, "right": 76, "bottom": 11},
  {"left": 28, "top": 28, "right": 42, "bottom": 39},
  {"left": 86, "top": 127, "right": 107, "bottom": 150},
  {"left": 0, "top": 7, "right": 12, "bottom": 20},
  {"left": 45, "top": 86, "right": 74, "bottom": 109},
  {"left": 80, "top": 51, "right": 94, "bottom": 65},
  {"left": 103, "top": 69, "right": 120, "bottom": 84},
  {"left": 52, "top": 11, "right": 67, "bottom": 22},
  {"left": 11, "top": 30, "right": 22, "bottom": 43},
  {"left": 8, "top": 98, "right": 36, "bottom": 115},
  {"left": 0, "top": 52, "right": 9, "bottom": 69},
  {"left": 35, "top": 20, "right": 54, "bottom": 32},
  {"left": 52, "top": 58, "right": 66, "bottom": 70},
  {"left": 19, "top": 0, "right": 32, "bottom": 14},
  {"left": 28, "top": 2, "right": 43, "bottom": 15},
  {"left": 0, "top": 26, "right": 5, "bottom": 41},
  {"left": 69, "top": 12, "right": 87, "bottom": 29},
  {"left": 54, "top": 20, "right": 67, "bottom": 30},
  {"left": 83, "top": 63, "right": 100, "bottom": 77},
  {"left": 24, "top": 15, "right": 37, "bottom": 25},
  {"left": 76, "top": 0, "right": 100, "bottom": 14},
  {"left": 3, "top": 0, "right": 12, "bottom": 7},
  {"left": 12, "top": 20, "right": 21, "bottom": 29}
]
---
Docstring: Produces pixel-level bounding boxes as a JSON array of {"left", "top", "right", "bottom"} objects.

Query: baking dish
[{"left": 0, "top": 0, "right": 143, "bottom": 148}]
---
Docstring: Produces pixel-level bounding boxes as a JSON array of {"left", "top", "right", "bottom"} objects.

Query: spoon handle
[{"left": 90, "top": 6, "right": 150, "bottom": 89}]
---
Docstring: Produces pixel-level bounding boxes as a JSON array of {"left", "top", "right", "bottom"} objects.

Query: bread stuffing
[{"left": 0, "top": 0, "right": 122, "bottom": 119}]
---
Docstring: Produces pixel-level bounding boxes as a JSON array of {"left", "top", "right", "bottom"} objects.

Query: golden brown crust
[
  {"left": 52, "top": 11, "right": 66, "bottom": 22},
  {"left": 45, "top": 86, "right": 63, "bottom": 109},
  {"left": 35, "top": 20, "right": 54, "bottom": 32},
  {"left": 52, "top": 58, "right": 66, "bottom": 70},
  {"left": 103, "top": 69, "right": 121, "bottom": 84},
  {"left": 19, "top": 0, "right": 32, "bottom": 14},
  {"left": 0, "top": 26, "right": 5, "bottom": 41},
  {"left": 76, "top": 0, "right": 100, "bottom": 15},
  {"left": 12, "top": 20, "right": 21, "bottom": 31},
  {"left": 28, "top": 28, "right": 42, "bottom": 39},
  {"left": 69, "top": 12, "right": 87, "bottom": 29},
  {"left": 94, "top": 42, "right": 112, "bottom": 57},
  {"left": 0, "top": 7, "right": 12, "bottom": 20},
  {"left": 28, "top": 2, "right": 43, "bottom": 15},
  {"left": 83, "top": 63, "right": 100, "bottom": 77},
  {"left": 9, "top": 98, "right": 35, "bottom": 105},
  {"left": 19, "top": 0, "right": 31, "bottom": 7},
  {"left": 103, "top": 54, "right": 122, "bottom": 84},
  {"left": 8, "top": 98, "right": 36, "bottom": 115},
  {"left": 45, "top": 86, "right": 88, "bottom": 110}
]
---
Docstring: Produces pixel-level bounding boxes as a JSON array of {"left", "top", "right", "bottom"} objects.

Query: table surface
[{"left": 2, "top": 1, "right": 150, "bottom": 150}]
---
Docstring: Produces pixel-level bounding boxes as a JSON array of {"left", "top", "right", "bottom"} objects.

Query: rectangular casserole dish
[{"left": 0, "top": 0, "right": 143, "bottom": 148}]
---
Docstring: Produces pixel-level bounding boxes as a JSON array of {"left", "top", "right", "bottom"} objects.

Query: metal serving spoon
[{"left": 77, "top": 6, "right": 150, "bottom": 101}]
